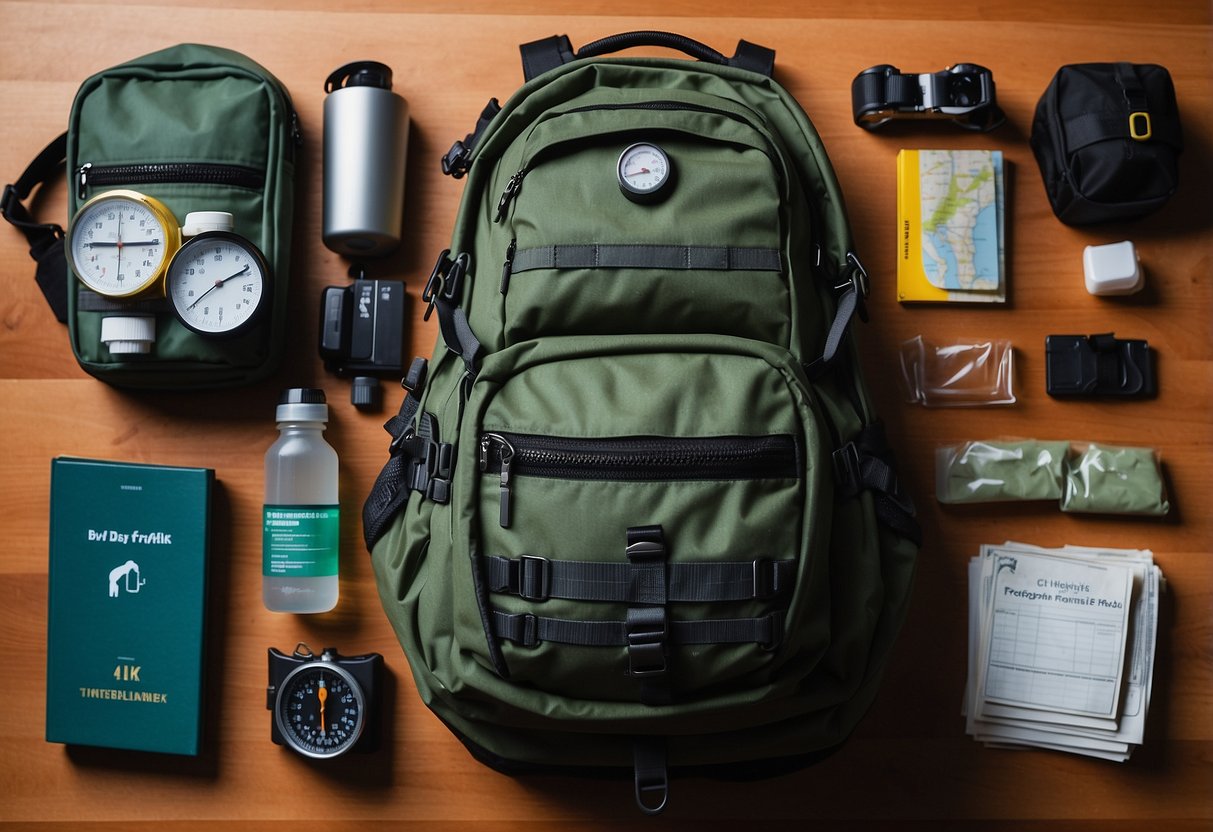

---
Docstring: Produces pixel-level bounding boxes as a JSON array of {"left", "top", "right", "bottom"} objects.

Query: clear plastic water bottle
[{"left": 263, "top": 388, "right": 340, "bottom": 613}]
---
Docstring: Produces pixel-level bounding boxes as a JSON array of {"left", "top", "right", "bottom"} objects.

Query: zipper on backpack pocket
[
  {"left": 492, "top": 100, "right": 787, "bottom": 225},
  {"left": 479, "top": 431, "right": 800, "bottom": 528},
  {"left": 77, "top": 161, "right": 266, "bottom": 200}
]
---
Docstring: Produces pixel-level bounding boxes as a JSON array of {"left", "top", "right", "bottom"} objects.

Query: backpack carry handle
[{"left": 520, "top": 32, "right": 775, "bottom": 82}]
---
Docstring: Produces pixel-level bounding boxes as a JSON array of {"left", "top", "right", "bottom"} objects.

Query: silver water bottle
[{"left": 322, "top": 61, "right": 409, "bottom": 257}]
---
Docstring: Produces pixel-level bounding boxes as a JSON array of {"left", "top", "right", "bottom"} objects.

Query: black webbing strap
[
  {"left": 441, "top": 98, "right": 502, "bottom": 179},
  {"left": 486, "top": 555, "right": 794, "bottom": 603},
  {"left": 805, "top": 252, "right": 869, "bottom": 380},
  {"left": 76, "top": 289, "right": 167, "bottom": 313},
  {"left": 422, "top": 250, "right": 482, "bottom": 375},
  {"left": 491, "top": 609, "right": 784, "bottom": 649},
  {"left": 1, "top": 132, "right": 69, "bottom": 322},
  {"left": 1063, "top": 65, "right": 1180, "bottom": 152},
  {"left": 832, "top": 421, "right": 922, "bottom": 547},
  {"left": 625, "top": 525, "right": 669, "bottom": 704},
  {"left": 361, "top": 359, "right": 434, "bottom": 551},
  {"left": 509, "top": 244, "right": 783, "bottom": 274}
]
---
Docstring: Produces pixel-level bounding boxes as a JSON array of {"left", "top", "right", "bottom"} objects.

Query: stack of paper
[{"left": 964, "top": 541, "right": 1163, "bottom": 761}]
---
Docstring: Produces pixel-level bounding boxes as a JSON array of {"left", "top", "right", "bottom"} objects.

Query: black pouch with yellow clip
[{"left": 1030, "top": 63, "right": 1181, "bottom": 226}]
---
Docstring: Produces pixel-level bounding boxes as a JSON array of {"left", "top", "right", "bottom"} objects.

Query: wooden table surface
[{"left": 1, "top": 1, "right": 1210, "bottom": 829}]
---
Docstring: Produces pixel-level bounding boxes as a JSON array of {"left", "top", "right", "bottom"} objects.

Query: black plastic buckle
[
  {"left": 388, "top": 425, "right": 416, "bottom": 455},
  {"left": 423, "top": 441, "right": 453, "bottom": 504},
  {"left": 832, "top": 441, "right": 863, "bottom": 498},
  {"left": 846, "top": 251, "right": 870, "bottom": 299},
  {"left": 0, "top": 183, "right": 18, "bottom": 221},
  {"left": 626, "top": 607, "right": 668, "bottom": 678},
  {"left": 519, "top": 613, "right": 540, "bottom": 648},
  {"left": 760, "top": 611, "right": 785, "bottom": 651},
  {"left": 401, "top": 356, "right": 428, "bottom": 394},
  {"left": 517, "top": 555, "right": 550, "bottom": 602},
  {"left": 421, "top": 250, "right": 468, "bottom": 321},
  {"left": 625, "top": 539, "right": 666, "bottom": 562},
  {"left": 441, "top": 140, "right": 471, "bottom": 179},
  {"left": 752, "top": 558, "right": 778, "bottom": 600}
]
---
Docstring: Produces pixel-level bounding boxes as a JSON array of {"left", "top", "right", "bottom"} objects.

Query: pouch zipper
[
  {"left": 479, "top": 432, "right": 799, "bottom": 528},
  {"left": 493, "top": 100, "right": 785, "bottom": 224},
  {"left": 77, "top": 161, "right": 266, "bottom": 200}
]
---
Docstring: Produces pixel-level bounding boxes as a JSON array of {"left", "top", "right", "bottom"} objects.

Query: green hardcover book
[{"left": 46, "top": 457, "right": 214, "bottom": 755}]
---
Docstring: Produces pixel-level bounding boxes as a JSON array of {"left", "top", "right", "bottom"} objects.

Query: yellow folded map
[{"left": 897, "top": 149, "right": 1005, "bottom": 303}]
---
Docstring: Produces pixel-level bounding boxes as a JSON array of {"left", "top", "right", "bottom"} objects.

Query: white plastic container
[
  {"left": 1084, "top": 241, "right": 1143, "bottom": 296},
  {"left": 263, "top": 388, "right": 340, "bottom": 613}
]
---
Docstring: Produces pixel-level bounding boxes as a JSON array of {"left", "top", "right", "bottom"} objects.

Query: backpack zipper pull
[
  {"left": 500, "top": 238, "right": 516, "bottom": 294},
  {"left": 479, "top": 433, "right": 516, "bottom": 528},
  {"left": 494, "top": 170, "right": 525, "bottom": 223},
  {"left": 77, "top": 163, "right": 92, "bottom": 199}
]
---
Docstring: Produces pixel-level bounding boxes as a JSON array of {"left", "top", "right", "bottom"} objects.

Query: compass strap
[{"left": 1, "top": 132, "right": 69, "bottom": 322}]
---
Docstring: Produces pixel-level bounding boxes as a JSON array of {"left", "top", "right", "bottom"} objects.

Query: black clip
[
  {"left": 831, "top": 441, "right": 863, "bottom": 499},
  {"left": 517, "top": 555, "right": 551, "bottom": 602},
  {"left": 751, "top": 558, "right": 778, "bottom": 600},
  {"left": 626, "top": 607, "right": 668, "bottom": 678},
  {"left": 441, "top": 140, "right": 471, "bottom": 179},
  {"left": 421, "top": 250, "right": 469, "bottom": 321},
  {"left": 1045, "top": 333, "right": 1155, "bottom": 398}
]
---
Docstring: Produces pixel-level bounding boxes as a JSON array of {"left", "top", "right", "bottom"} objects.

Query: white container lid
[
  {"left": 181, "top": 211, "right": 235, "bottom": 237},
  {"left": 100, "top": 316, "right": 156, "bottom": 355},
  {"left": 1084, "top": 241, "right": 1143, "bottom": 296}
]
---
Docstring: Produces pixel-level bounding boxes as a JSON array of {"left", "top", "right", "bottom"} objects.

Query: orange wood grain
[{"left": 0, "top": 1, "right": 1210, "bottom": 828}]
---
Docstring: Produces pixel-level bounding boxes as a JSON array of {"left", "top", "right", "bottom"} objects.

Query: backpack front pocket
[
  {"left": 447, "top": 335, "right": 832, "bottom": 709},
  {"left": 492, "top": 100, "right": 794, "bottom": 346}
]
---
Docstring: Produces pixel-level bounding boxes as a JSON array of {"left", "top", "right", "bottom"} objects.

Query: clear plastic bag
[
  {"left": 936, "top": 439, "right": 1069, "bottom": 503},
  {"left": 1061, "top": 443, "right": 1170, "bottom": 516},
  {"left": 899, "top": 336, "right": 1015, "bottom": 407}
]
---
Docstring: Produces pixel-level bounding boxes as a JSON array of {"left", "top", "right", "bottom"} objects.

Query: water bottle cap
[
  {"left": 276, "top": 388, "right": 328, "bottom": 422},
  {"left": 325, "top": 61, "right": 393, "bottom": 93}
]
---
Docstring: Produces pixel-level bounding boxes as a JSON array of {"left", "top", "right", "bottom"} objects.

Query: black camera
[
  {"left": 319, "top": 276, "right": 407, "bottom": 377},
  {"left": 267, "top": 645, "right": 383, "bottom": 757},
  {"left": 852, "top": 64, "right": 1005, "bottom": 132}
]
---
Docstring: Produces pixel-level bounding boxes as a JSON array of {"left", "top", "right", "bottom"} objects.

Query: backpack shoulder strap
[{"left": 1, "top": 133, "right": 69, "bottom": 322}]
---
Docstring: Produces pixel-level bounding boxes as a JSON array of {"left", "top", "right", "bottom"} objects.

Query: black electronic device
[
  {"left": 852, "top": 64, "right": 1006, "bottom": 132},
  {"left": 1045, "top": 333, "right": 1155, "bottom": 398},
  {"left": 267, "top": 644, "right": 383, "bottom": 759},
  {"left": 319, "top": 275, "right": 406, "bottom": 377}
]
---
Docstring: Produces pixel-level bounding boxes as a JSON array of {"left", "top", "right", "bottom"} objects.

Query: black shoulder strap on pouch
[{"left": 1, "top": 133, "right": 69, "bottom": 322}]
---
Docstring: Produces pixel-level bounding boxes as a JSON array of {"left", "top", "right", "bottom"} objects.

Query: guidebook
[
  {"left": 897, "top": 149, "right": 1006, "bottom": 303},
  {"left": 46, "top": 457, "right": 213, "bottom": 755}
]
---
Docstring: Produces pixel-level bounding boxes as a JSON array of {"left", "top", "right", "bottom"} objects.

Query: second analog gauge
[
  {"left": 617, "top": 142, "right": 673, "bottom": 202},
  {"left": 166, "top": 231, "right": 270, "bottom": 338}
]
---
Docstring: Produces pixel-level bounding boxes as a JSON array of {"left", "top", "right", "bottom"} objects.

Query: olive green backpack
[
  {"left": 363, "top": 31, "right": 920, "bottom": 813},
  {"left": 2, "top": 43, "right": 298, "bottom": 389}
]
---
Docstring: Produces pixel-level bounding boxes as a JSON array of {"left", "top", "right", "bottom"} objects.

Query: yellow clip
[{"left": 1129, "top": 111, "right": 1152, "bottom": 141}]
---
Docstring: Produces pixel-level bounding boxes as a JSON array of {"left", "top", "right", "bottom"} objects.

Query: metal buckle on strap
[{"left": 517, "top": 555, "right": 551, "bottom": 602}]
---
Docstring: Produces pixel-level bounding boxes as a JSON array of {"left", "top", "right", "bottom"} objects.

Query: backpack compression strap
[
  {"left": 520, "top": 32, "right": 776, "bottom": 82},
  {"left": 0, "top": 132, "right": 69, "bottom": 322}
]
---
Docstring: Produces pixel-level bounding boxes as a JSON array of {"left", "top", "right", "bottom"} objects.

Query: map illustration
[{"left": 918, "top": 150, "right": 1002, "bottom": 292}]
